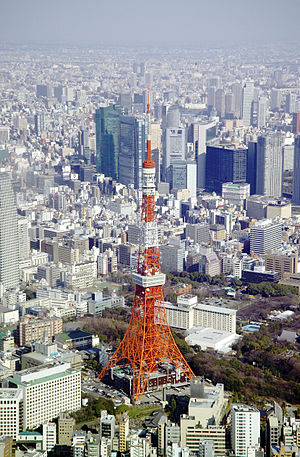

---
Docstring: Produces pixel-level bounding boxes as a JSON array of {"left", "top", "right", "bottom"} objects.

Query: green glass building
[{"left": 95, "top": 105, "right": 122, "bottom": 180}]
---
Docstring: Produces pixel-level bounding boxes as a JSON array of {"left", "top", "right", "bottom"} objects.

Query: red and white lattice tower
[{"left": 98, "top": 95, "right": 194, "bottom": 401}]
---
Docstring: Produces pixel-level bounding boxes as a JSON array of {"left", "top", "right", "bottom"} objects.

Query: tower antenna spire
[{"left": 98, "top": 93, "right": 194, "bottom": 401}]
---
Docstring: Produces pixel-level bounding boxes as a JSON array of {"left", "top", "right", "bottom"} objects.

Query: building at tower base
[{"left": 102, "top": 363, "right": 190, "bottom": 398}]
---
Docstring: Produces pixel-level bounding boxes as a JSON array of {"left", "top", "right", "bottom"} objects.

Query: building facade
[
  {"left": 256, "top": 133, "right": 283, "bottom": 198},
  {"left": 206, "top": 146, "right": 247, "bottom": 194},
  {"left": 0, "top": 173, "right": 20, "bottom": 291}
]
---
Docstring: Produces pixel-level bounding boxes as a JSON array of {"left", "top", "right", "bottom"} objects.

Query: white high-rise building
[
  {"left": 250, "top": 220, "right": 282, "bottom": 256},
  {"left": 42, "top": 422, "right": 57, "bottom": 453},
  {"left": 256, "top": 133, "right": 283, "bottom": 198},
  {"left": 242, "top": 81, "right": 255, "bottom": 126},
  {"left": 186, "top": 161, "right": 197, "bottom": 198},
  {"left": 18, "top": 218, "right": 30, "bottom": 261},
  {"left": 0, "top": 173, "right": 20, "bottom": 290},
  {"left": 4, "top": 362, "right": 81, "bottom": 430},
  {"left": 0, "top": 388, "right": 23, "bottom": 439},
  {"left": 231, "top": 404, "right": 260, "bottom": 457},
  {"left": 165, "top": 127, "right": 186, "bottom": 169}
]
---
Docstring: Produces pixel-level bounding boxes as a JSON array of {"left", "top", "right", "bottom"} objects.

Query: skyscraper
[
  {"left": 205, "top": 145, "right": 247, "bottom": 194},
  {"left": 95, "top": 105, "right": 121, "bottom": 180},
  {"left": 286, "top": 92, "right": 297, "bottom": 114},
  {"left": 195, "top": 121, "right": 217, "bottom": 189},
  {"left": 256, "top": 133, "right": 283, "bottom": 198},
  {"left": 166, "top": 160, "right": 197, "bottom": 198},
  {"left": 292, "top": 135, "right": 300, "bottom": 204},
  {"left": 242, "top": 81, "right": 255, "bottom": 126},
  {"left": 215, "top": 89, "right": 225, "bottom": 118},
  {"left": 165, "top": 127, "right": 186, "bottom": 170},
  {"left": 231, "top": 82, "right": 242, "bottom": 118},
  {"left": 257, "top": 96, "right": 268, "bottom": 128},
  {"left": 270, "top": 89, "right": 281, "bottom": 111},
  {"left": 247, "top": 141, "right": 257, "bottom": 194},
  {"left": 119, "top": 115, "right": 146, "bottom": 189},
  {"left": 0, "top": 173, "right": 19, "bottom": 291}
]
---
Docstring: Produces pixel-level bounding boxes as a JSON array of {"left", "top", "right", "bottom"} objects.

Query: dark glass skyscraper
[
  {"left": 95, "top": 105, "right": 122, "bottom": 180},
  {"left": 247, "top": 141, "right": 257, "bottom": 194},
  {"left": 119, "top": 116, "right": 146, "bottom": 189},
  {"left": 205, "top": 145, "right": 247, "bottom": 194}
]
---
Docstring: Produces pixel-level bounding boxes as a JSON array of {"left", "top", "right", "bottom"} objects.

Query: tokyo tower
[{"left": 98, "top": 96, "right": 194, "bottom": 401}]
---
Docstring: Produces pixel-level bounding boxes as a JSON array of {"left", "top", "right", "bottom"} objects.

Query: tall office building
[
  {"left": 225, "top": 92, "right": 235, "bottom": 118},
  {"left": 18, "top": 218, "right": 30, "bottom": 261},
  {"left": 256, "top": 133, "right": 283, "bottom": 198},
  {"left": 257, "top": 96, "right": 268, "bottom": 128},
  {"left": 119, "top": 115, "right": 146, "bottom": 189},
  {"left": 205, "top": 145, "right": 247, "bottom": 194},
  {"left": 286, "top": 92, "right": 297, "bottom": 114},
  {"left": 231, "top": 404, "right": 260, "bottom": 457},
  {"left": 34, "top": 113, "right": 46, "bottom": 135},
  {"left": 242, "top": 81, "right": 255, "bottom": 126},
  {"left": 162, "top": 105, "right": 180, "bottom": 129},
  {"left": 231, "top": 82, "right": 242, "bottom": 118},
  {"left": 270, "top": 89, "right": 282, "bottom": 111},
  {"left": 95, "top": 106, "right": 121, "bottom": 180},
  {"left": 0, "top": 173, "right": 20, "bottom": 291},
  {"left": 167, "top": 160, "right": 197, "bottom": 198},
  {"left": 195, "top": 121, "right": 218, "bottom": 188},
  {"left": 250, "top": 220, "right": 282, "bottom": 256},
  {"left": 165, "top": 127, "right": 186, "bottom": 169},
  {"left": 215, "top": 89, "right": 225, "bottom": 117},
  {"left": 247, "top": 141, "right": 257, "bottom": 194},
  {"left": 292, "top": 113, "right": 300, "bottom": 134},
  {"left": 293, "top": 135, "right": 300, "bottom": 204}
]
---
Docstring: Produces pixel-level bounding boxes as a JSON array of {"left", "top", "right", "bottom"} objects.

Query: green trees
[
  {"left": 246, "top": 282, "right": 297, "bottom": 297},
  {"left": 71, "top": 397, "right": 114, "bottom": 424},
  {"left": 190, "top": 326, "right": 300, "bottom": 404}
]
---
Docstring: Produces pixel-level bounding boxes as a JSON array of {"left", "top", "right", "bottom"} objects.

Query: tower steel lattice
[{"left": 98, "top": 97, "right": 194, "bottom": 401}]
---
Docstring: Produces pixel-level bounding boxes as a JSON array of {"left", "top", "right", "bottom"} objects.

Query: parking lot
[{"left": 81, "top": 370, "right": 191, "bottom": 406}]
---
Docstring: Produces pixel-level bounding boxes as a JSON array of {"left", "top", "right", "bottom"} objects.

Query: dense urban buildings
[{"left": 0, "top": 40, "right": 299, "bottom": 456}]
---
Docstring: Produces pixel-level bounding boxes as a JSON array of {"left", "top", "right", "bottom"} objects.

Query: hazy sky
[{"left": 0, "top": 0, "right": 299, "bottom": 48}]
